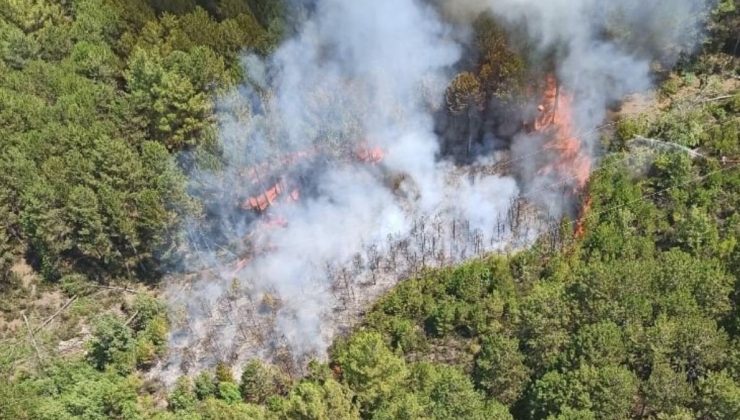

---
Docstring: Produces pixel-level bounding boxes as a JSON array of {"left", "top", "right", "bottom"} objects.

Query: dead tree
[
  {"left": 367, "top": 244, "right": 380, "bottom": 285},
  {"left": 473, "top": 229, "right": 483, "bottom": 255},
  {"left": 352, "top": 253, "right": 364, "bottom": 278},
  {"left": 22, "top": 312, "right": 43, "bottom": 366},
  {"left": 399, "top": 239, "right": 411, "bottom": 272},
  {"left": 450, "top": 218, "right": 459, "bottom": 260},
  {"left": 418, "top": 218, "right": 428, "bottom": 269},
  {"left": 386, "top": 234, "right": 398, "bottom": 274}
]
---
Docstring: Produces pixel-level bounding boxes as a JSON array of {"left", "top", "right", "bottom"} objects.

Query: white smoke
[
  {"left": 159, "top": 0, "right": 532, "bottom": 382},
  {"left": 158, "top": 0, "right": 710, "bottom": 382},
  {"left": 440, "top": 0, "right": 709, "bottom": 136},
  {"left": 436, "top": 0, "right": 709, "bottom": 214}
]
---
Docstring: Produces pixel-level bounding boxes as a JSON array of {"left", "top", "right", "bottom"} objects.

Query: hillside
[{"left": 0, "top": 1, "right": 738, "bottom": 419}]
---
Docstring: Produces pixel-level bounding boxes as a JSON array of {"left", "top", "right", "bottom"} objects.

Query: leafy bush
[
  {"left": 87, "top": 315, "right": 135, "bottom": 373},
  {"left": 239, "top": 360, "right": 290, "bottom": 404}
]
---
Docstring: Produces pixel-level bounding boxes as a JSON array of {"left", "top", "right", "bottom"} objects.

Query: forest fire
[
  {"left": 241, "top": 180, "right": 300, "bottom": 212},
  {"left": 240, "top": 144, "right": 384, "bottom": 214},
  {"left": 530, "top": 74, "right": 592, "bottom": 235},
  {"left": 354, "top": 144, "right": 385, "bottom": 164},
  {"left": 239, "top": 150, "right": 316, "bottom": 213},
  {"left": 232, "top": 144, "right": 387, "bottom": 274},
  {"left": 146, "top": 0, "right": 716, "bottom": 399},
  {"left": 531, "top": 74, "right": 592, "bottom": 192}
]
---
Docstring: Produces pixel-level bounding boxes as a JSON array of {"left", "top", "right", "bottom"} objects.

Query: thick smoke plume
[
  {"left": 158, "top": 0, "right": 710, "bottom": 382},
  {"left": 437, "top": 0, "right": 709, "bottom": 214}
]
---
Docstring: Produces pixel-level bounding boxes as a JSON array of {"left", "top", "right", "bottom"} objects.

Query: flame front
[
  {"left": 534, "top": 74, "right": 592, "bottom": 192},
  {"left": 532, "top": 74, "right": 592, "bottom": 236}
]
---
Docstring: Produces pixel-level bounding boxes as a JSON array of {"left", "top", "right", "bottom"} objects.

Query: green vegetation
[
  {"left": 0, "top": 0, "right": 282, "bottom": 418},
  {"left": 0, "top": 0, "right": 280, "bottom": 284},
  {"left": 349, "top": 48, "right": 737, "bottom": 417},
  {"left": 0, "top": 1, "right": 738, "bottom": 419}
]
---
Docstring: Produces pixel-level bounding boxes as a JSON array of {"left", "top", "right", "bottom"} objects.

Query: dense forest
[
  {"left": 0, "top": 0, "right": 283, "bottom": 285},
  {"left": 0, "top": 0, "right": 738, "bottom": 419}
]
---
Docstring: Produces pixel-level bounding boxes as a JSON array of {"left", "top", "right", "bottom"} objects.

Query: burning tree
[{"left": 526, "top": 73, "right": 593, "bottom": 236}]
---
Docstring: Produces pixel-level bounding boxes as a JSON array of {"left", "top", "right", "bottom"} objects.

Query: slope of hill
[{"left": 0, "top": 1, "right": 737, "bottom": 419}]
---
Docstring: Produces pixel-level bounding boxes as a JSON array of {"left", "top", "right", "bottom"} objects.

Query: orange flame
[
  {"left": 532, "top": 74, "right": 592, "bottom": 236},
  {"left": 354, "top": 144, "right": 385, "bottom": 164},
  {"left": 533, "top": 74, "right": 591, "bottom": 192},
  {"left": 241, "top": 180, "right": 286, "bottom": 212},
  {"left": 241, "top": 143, "right": 384, "bottom": 214},
  {"left": 235, "top": 143, "right": 385, "bottom": 272}
]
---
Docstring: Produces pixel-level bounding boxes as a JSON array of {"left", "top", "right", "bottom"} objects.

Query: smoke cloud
[
  {"left": 435, "top": 0, "right": 709, "bottom": 214},
  {"left": 159, "top": 0, "right": 534, "bottom": 383},
  {"left": 158, "top": 0, "right": 710, "bottom": 382}
]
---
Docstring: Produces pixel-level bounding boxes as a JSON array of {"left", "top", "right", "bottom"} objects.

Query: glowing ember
[
  {"left": 354, "top": 144, "right": 385, "bottom": 164},
  {"left": 242, "top": 180, "right": 287, "bottom": 212},
  {"left": 235, "top": 143, "right": 387, "bottom": 273},
  {"left": 241, "top": 144, "right": 384, "bottom": 214}
]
